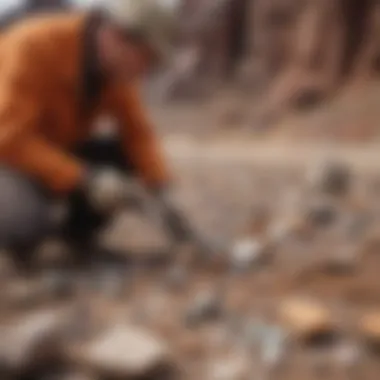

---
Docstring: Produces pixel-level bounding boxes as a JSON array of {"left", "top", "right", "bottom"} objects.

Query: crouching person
[{"left": 0, "top": 0, "right": 215, "bottom": 269}]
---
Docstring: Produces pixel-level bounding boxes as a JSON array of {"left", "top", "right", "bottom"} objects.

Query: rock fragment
[
  {"left": 208, "top": 352, "right": 249, "bottom": 380},
  {"left": 230, "top": 238, "right": 269, "bottom": 272},
  {"left": 279, "top": 297, "right": 335, "bottom": 341},
  {"left": 164, "top": 265, "right": 189, "bottom": 291},
  {"left": 307, "top": 159, "right": 352, "bottom": 196},
  {"left": 36, "top": 239, "right": 71, "bottom": 270},
  {"left": 185, "top": 290, "right": 223, "bottom": 327},
  {"left": 71, "top": 324, "right": 175, "bottom": 379},
  {"left": 358, "top": 310, "right": 380, "bottom": 346},
  {"left": 4, "top": 280, "right": 46, "bottom": 310},
  {"left": 306, "top": 200, "right": 338, "bottom": 227},
  {"left": 0, "top": 251, "right": 15, "bottom": 281},
  {"left": 40, "top": 270, "right": 76, "bottom": 300},
  {"left": 333, "top": 342, "right": 362, "bottom": 372},
  {"left": 319, "top": 244, "right": 360, "bottom": 274},
  {"left": 0, "top": 310, "right": 68, "bottom": 376}
]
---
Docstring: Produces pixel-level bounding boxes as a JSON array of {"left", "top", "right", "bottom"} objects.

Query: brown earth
[{"left": 4, "top": 135, "right": 380, "bottom": 379}]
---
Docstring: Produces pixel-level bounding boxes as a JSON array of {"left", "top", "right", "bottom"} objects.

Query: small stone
[
  {"left": 268, "top": 213, "right": 313, "bottom": 242},
  {"left": 185, "top": 291, "right": 223, "bottom": 327},
  {"left": 208, "top": 353, "right": 249, "bottom": 380},
  {"left": 279, "top": 297, "right": 334, "bottom": 341},
  {"left": 0, "top": 251, "right": 15, "bottom": 281},
  {"left": 333, "top": 342, "right": 361, "bottom": 370},
  {"left": 219, "top": 108, "right": 245, "bottom": 128},
  {"left": 306, "top": 200, "right": 337, "bottom": 227},
  {"left": 246, "top": 206, "right": 271, "bottom": 235},
  {"left": 230, "top": 238, "right": 267, "bottom": 272},
  {"left": 91, "top": 268, "right": 129, "bottom": 299},
  {"left": 178, "top": 334, "right": 204, "bottom": 359},
  {"left": 320, "top": 244, "right": 359, "bottom": 274},
  {"left": 310, "top": 351, "right": 332, "bottom": 377},
  {"left": 0, "top": 310, "right": 68, "bottom": 375},
  {"left": 71, "top": 324, "right": 175, "bottom": 378},
  {"left": 261, "top": 326, "right": 287, "bottom": 368},
  {"left": 267, "top": 219, "right": 295, "bottom": 243},
  {"left": 362, "top": 225, "right": 380, "bottom": 253},
  {"left": 205, "top": 325, "right": 231, "bottom": 349},
  {"left": 41, "top": 371, "right": 95, "bottom": 380},
  {"left": 242, "top": 318, "right": 270, "bottom": 347},
  {"left": 4, "top": 280, "right": 45, "bottom": 310},
  {"left": 164, "top": 265, "right": 188, "bottom": 290},
  {"left": 344, "top": 214, "right": 372, "bottom": 240},
  {"left": 307, "top": 159, "right": 352, "bottom": 196},
  {"left": 358, "top": 310, "right": 380, "bottom": 345},
  {"left": 36, "top": 239, "right": 71, "bottom": 269},
  {"left": 40, "top": 270, "right": 75, "bottom": 300}
]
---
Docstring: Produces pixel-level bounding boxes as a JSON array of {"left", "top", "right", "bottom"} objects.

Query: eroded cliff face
[{"left": 170, "top": 0, "right": 380, "bottom": 115}]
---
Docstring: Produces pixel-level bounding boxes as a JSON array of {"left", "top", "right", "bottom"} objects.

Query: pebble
[
  {"left": 261, "top": 325, "right": 287, "bottom": 368},
  {"left": 279, "top": 297, "right": 335, "bottom": 341},
  {"left": 333, "top": 342, "right": 361, "bottom": 370},
  {"left": 241, "top": 318, "right": 287, "bottom": 369},
  {"left": 36, "top": 239, "right": 71, "bottom": 269},
  {"left": 185, "top": 290, "right": 223, "bottom": 327},
  {"left": 306, "top": 200, "right": 337, "bottom": 227},
  {"left": 230, "top": 238, "right": 267, "bottom": 272},
  {"left": 344, "top": 213, "right": 372, "bottom": 240},
  {"left": 307, "top": 159, "right": 352, "bottom": 196},
  {"left": 0, "top": 310, "right": 68, "bottom": 375},
  {"left": 164, "top": 265, "right": 189, "bottom": 290},
  {"left": 358, "top": 310, "right": 380, "bottom": 345},
  {"left": 267, "top": 218, "right": 296, "bottom": 243},
  {"left": 41, "top": 372, "right": 95, "bottom": 380},
  {"left": 208, "top": 353, "right": 249, "bottom": 380},
  {"left": 0, "top": 251, "right": 15, "bottom": 281},
  {"left": 320, "top": 244, "right": 359, "bottom": 274},
  {"left": 4, "top": 280, "right": 45, "bottom": 310},
  {"left": 243, "top": 318, "right": 270, "bottom": 347},
  {"left": 40, "top": 270, "right": 75, "bottom": 300},
  {"left": 91, "top": 268, "right": 129, "bottom": 300},
  {"left": 71, "top": 324, "right": 174, "bottom": 379}
]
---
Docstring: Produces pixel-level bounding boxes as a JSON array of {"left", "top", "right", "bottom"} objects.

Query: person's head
[{"left": 95, "top": 0, "right": 179, "bottom": 82}]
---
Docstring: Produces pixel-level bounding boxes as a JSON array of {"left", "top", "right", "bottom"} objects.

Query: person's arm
[
  {"left": 0, "top": 45, "right": 85, "bottom": 193},
  {"left": 108, "top": 83, "right": 218, "bottom": 253},
  {"left": 108, "top": 83, "right": 189, "bottom": 240},
  {"left": 107, "top": 83, "right": 171, "bottom": 189}
]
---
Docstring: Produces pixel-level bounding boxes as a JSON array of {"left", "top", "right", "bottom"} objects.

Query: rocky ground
[{"left": 2, "top": 138, "right": 380, "bottom": 379}]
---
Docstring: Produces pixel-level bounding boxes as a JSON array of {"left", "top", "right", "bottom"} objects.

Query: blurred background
[{"left": 2, "top": 1, "right": 380, "bottom": 380}]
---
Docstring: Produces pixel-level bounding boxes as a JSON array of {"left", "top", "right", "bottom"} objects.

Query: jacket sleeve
[
  {"left": 108, "top": 83, "right": 171, "bottom": 189},
  {"left": 0, "top": 44, "right": 84, "bottom": 193}
]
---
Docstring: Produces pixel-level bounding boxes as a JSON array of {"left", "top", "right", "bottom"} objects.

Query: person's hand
[{"left": 84, "top": 167, "right": 137, "bottom": 215}]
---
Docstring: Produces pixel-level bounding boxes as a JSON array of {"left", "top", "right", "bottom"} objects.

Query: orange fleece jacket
[{"left": 0, "top": 12, "right": 170, "bottom": 193}]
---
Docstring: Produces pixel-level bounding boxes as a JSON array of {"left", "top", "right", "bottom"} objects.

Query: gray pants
[
  {"left": 0, "top": 137, "right": 134, "bottom": 255},
  {"left": 0, "top": 168, "right": 52, "bottom": 251}
]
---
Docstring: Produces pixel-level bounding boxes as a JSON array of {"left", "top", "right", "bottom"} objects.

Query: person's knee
[{"left": 0, "top": 169, "right": 50, "bottom": 249}]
